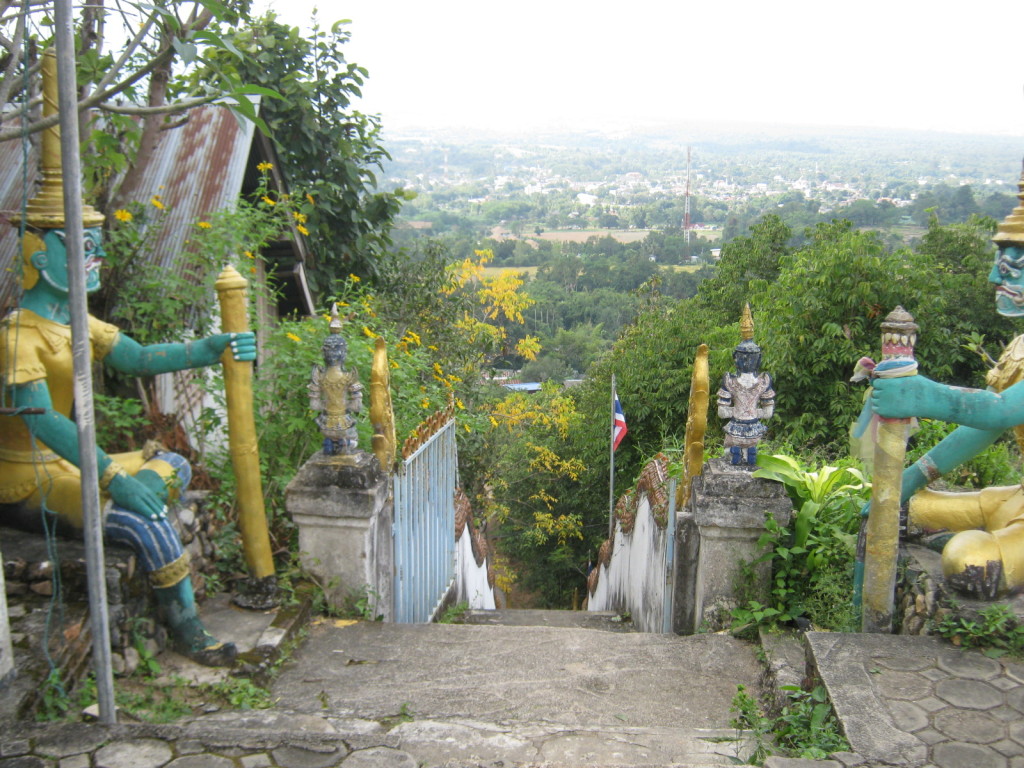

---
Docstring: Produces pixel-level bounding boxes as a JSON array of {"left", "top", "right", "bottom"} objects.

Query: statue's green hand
[
  {"left": 107, "top": 471, "right": 168, "bottom": 521},
  {"left": 869, "top": 375, "right": 942, "bottom": 420},
  {"left": 196, "top": 332, "right": 257, "bottom": 363}
]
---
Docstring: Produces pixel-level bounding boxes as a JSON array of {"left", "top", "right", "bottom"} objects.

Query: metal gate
[{"left": 392, "top": 418, "right": 458, "bottom": 622}]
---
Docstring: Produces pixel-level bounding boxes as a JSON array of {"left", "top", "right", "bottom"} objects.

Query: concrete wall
[
  {"left": 588, "top": 489, "right": 673, "bottom": 633},
  {"left": 455, "top": 526, "right": 496, "bottom": 610}
]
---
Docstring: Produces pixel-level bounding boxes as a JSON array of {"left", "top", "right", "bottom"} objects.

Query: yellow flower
[
  {"left": 286, "top": 332, "right": 302, "bottom": 343},
  {"left": 114, "top": 209, "right": 132, "bottom": 223},
  {"left": 297, "top": 224, "right": 309, "bottom": 236},
  {"left": 455, "top": 398, "right": 465, "bottom": 410},
  {"left": 261, "top": 195, "right": 276, "bottom": 206},
  {"left": 349, "top": 274, "right": 360, "bottom": 283},
  {"left": 257, "top": 161, "right": 274, "bottom": 173},
  {"left": 363, "top": 326, "right": 377, "bottom": 339},
  {"left": 420, "top": 398, "right": 430, "bottom": 409},
  {"left": 336, "top": 301, "right": 349, "bottom": 307},
  {"left": 244, "top": 251, "right": 254, "bottom": 259},
  {"left": 293, "top": 212, "right": 308, "bottom": 223},
  {"left": 197, "top": 221, "right": 212, "bottom": 229},
  {"left": 250, "top": 267, "right": 257, "bottom": 274},
  {"left": 322, "top": 314, "right": 331, "bottom": 322},
  {"left": 390, "top": 360, "right": 399, "bottom": 369},
  {"left": 151, "top": 195, "right": 164, "bottom": 210},
  {"left": 464, "top": 424, "right": 471, "bottom": 433},
  {"left": 306, "top": 193, "right": 315, "bottom": 205}
]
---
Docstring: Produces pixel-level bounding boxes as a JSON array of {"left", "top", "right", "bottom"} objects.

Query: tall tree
[{"left": 195, "top": 14, "right": 405, "bottom": 289}]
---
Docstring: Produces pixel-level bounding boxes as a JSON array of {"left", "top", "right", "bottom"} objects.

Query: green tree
[{"left": 195, "top": 14, "right": 406, "bottom": 290}]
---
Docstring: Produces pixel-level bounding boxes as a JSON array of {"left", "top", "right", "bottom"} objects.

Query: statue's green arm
[
  {"left": 871, "top": 375, "right": 1024, "bottom": 431},
  {"left": 13, "top": 380, "right": 167, "bottom": 520},
  {"left": 870, "top": 375, "right": 1010, "bottom": 503},
  {"left": 104, "top": 332, "right": 256, "bottom": 376},
  {"left": 898, "top": 424, "right": 1003, "bottom": 504}
]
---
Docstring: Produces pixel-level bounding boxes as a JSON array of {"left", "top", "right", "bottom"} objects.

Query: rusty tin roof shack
[{"left": 0, "top": 103, "right": 314, "bottom": 320}]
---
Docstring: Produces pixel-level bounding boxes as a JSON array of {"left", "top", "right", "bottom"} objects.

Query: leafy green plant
[
  {"left": 729, "top": 684, "right": 773, "bottom": 765},
  {"left": 774, "top": 685, "right": 850, "bottom": 759},
  {"left": 437, "top": 601, "right": 470, "bottom": 624},
  {"left": 731, "top": 454, "right": 869, "bottom": 633},
  {"left": 729, "top": 683, "right": 849, "bottom": 765},
  {"left": 934, "top": 604, "right": 1024, "bottom": 657},
  {"left": 37, "top": 668, "right": 70, "bottom": 722},
  {"left": 202, "top": 677, "right": 272, "bottom": 710}
]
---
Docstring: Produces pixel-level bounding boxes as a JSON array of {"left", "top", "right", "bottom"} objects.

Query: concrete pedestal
[
  {"left": 0, "top": 538, "right": 13, "bottom": 688},
  {"left": 675, "top": 458, "right": 792, "bottom": 634},
  {"left": 285, "top": 451, "right": 393, "bottom": 620}
]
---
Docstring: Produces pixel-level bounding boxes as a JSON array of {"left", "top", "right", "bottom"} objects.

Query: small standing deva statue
[
  {"left": 717, "top": 304, "right": 775, "bottom": 466},
  {"left": 309, "top": 304, "right": 363, "bottom": 457}
]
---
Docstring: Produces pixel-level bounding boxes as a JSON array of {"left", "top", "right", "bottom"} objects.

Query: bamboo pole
[{"left": 215, "top": 265, "right": 274, "bottom": 579}]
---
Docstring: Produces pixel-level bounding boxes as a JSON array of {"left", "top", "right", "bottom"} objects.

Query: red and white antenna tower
[{"left": 684, "top": 145, "right": 692, "bottom": 247}]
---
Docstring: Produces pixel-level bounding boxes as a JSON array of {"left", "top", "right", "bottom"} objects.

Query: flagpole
[{"left": 609, "top": 374, "right": 616, "bottom": 540}]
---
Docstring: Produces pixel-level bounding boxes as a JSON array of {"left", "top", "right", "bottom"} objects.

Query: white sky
[{"left": 254, "top": 0, "right": 1024, "bottom": 137}]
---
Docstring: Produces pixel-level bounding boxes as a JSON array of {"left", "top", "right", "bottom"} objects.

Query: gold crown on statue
[
  {"left": 7, "top": 48, "right": 104, "bottom": 230},
  {"left": 994, "top": 159, "right": 1024, "bottom": 248}
]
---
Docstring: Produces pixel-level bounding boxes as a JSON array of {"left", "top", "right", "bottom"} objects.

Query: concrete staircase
[{"left": 266, "top": 610, "right": 762, "bottom": 767}]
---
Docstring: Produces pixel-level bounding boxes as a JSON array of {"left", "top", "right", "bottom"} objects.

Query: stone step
[
  {"left": 273, "top": 622, "right": 758, "bottom": 730},
  {"left": 460, "top": 608, "right": 637, "bottom": 631}
]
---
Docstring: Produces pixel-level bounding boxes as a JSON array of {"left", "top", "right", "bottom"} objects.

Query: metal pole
[
  {"left": 608, "top": 374, "right": 616, "bottom": 540},
  {"left": 53, "top": 1, "right": 116, "bottom": 722}
]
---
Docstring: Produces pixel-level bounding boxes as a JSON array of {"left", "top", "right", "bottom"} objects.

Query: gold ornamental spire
[
  {"left": 994, "top": 159, "right": 1024, "bottom": 247},
  {"left": 739, "top": 303, "right": 754, "bottom": 341},
  {"left": 10, "top": 48, "right": 104, "bottom": 229}
]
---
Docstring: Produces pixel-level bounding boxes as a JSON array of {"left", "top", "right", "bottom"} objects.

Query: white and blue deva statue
[{"left": 717, "top": 305, "right": 775, "bottom": 466}]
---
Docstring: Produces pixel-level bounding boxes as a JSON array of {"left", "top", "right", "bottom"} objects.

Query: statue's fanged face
[
  {"left": 991, "top": 245, "right": 1024, "bottom": 317},
  {"left": 32, "top": 226, "right": 106, "bottom": 296}
]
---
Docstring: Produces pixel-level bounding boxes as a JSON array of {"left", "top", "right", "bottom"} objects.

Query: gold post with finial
[
  {"left": 370, "top": 336, "right": 396, "bottom": 472},
  {"left": 862, "top": 306, "right": 918, "bottom": 633},
  {"left": 214, "top": 265, "right": 274, "bottom": 580}
]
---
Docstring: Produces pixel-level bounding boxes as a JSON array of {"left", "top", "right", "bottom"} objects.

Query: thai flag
[{"left": 613, "top": 394, "right": 628, "bottom": 451}]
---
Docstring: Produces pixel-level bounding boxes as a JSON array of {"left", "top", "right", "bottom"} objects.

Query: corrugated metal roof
[
  {"left": 0, "top": 105, "right": 256, "bottom": 314},
  {"left": 115, "top": 105, "right": 257, "bottom": 272},
  {"left": 0, "top": 125, "right": 38, "bottom": 314}
]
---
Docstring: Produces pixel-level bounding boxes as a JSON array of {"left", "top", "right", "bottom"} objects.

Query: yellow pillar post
[
  {"left": 215, "top": 265, "right": 274, "bottom": 579},
  {"left": 862, "top": 307, "right": 918, "bottom": 633}
]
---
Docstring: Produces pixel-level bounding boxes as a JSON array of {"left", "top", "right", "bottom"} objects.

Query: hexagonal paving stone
[
  {"left": 1009, "top": 719, "right": 1024, "bottom": 745},
  {"left": 933, "top": 742, "right": 1007, "bottom": 768},
  {"left": 888, "top": 700, "right": 931, "bottom": 733},
  {"left": 1008, "top": 685, "right": 1024, "bottom": 714},
  {"left": 874, "top": 655, "right": 935, "bottom": 672},
  {"left": 933, "top": 709, "right": 1006, "bottom": 744},
  {"left": 991, "top": 706, "right": 1023, "bottom": 722},
  {"left": 935, "top": 679, "right": 1005, "bottom": 710},
  {"left": 875, "top": 670, "right": 936, "bottom": 701},
  {"left": 94, "top": 739, "right": 174, "bottom": 768},
  {"left": 938, "top": 650, "right": 1003, "bottom": 681},
  {"left": 991, "top": 677, "right": 1019, "bottom": 691},
  {"left": 992, "top": 739, "right": 1024, "bottom": 759}
]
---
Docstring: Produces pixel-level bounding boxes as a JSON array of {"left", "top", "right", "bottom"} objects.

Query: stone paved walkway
[{"left": 808, "top": 632, "right": 1024, "bottom": 768}]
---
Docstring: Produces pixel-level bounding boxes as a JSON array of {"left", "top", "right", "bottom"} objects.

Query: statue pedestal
[
  {"left": 285, "top": 451, "right": 392, "bottom": 620},
  {"left": 0, "top": 540, "right": 13, "bottom": 689},
  {"left": 675, "top": 458, "right": 791, "bottom": 633}
]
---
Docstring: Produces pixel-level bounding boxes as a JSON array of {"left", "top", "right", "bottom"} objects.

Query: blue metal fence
[{"left": 392, "top": 418, "right": 458, "bottom": 623}]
